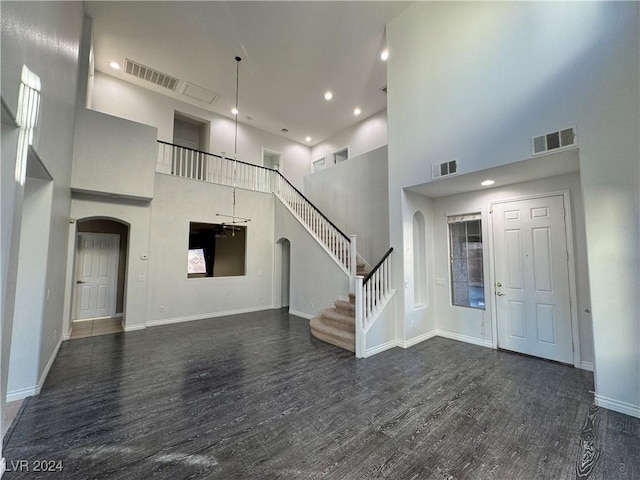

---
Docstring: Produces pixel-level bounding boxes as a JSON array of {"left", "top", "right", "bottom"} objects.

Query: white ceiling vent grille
[
  {"left": 181, "top": 82, "right": 219, "bottom": 105},
  {"left": 124, "top": 59, "right": 179, "bottom": 91},
  {"left": 532, "top": 126, "right": 577, "bottom": 155},
  {"left": 432, "top": 159, "right": 458, "bottom": 179}
]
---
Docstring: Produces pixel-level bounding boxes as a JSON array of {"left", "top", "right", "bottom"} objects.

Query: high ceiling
[{"left": 84, "top": 1, "right": 412, "bottom": 146}]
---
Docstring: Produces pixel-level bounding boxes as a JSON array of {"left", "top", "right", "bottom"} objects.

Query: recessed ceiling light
[
  {"left": 481, "top": 179, "right": 495, "bottom": 186},
  {"left": 324, "top": 91, "right": 333, "bottom": 101},
  {"left": 354, "top": 108, "right": 361, "bottom": 116},
  {"left": 305, "top": 136, "right": 311, "bottom": 142},
  {"left": 380, "top": 49, "right": 389, "bottom": 61},
  {"left": 110, "top": 61, "right": 121, "bottom": 70},
  {"left": 231, "top": 108, "right": 239, "bottom": 115}
]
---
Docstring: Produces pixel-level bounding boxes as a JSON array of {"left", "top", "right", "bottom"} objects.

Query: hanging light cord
[
  {"left": 216, "top": 55, "right": 250, "bottom": 235},
  {"left": 232, "top": 56, "right": 241, "bottom": 223}
]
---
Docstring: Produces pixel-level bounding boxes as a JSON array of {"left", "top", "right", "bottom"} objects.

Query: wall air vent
[
  {"left": 181, "top": 82, "right": 219, "bottom": 105},
  {"left": 124, "top": 59, "right": 179, "bottom": 91},
  {"left": 432, "top": 159, "right": 458, "bottom": 179},
  {"left": 532, "top": 126, "right": 577, "bottom": 155}
]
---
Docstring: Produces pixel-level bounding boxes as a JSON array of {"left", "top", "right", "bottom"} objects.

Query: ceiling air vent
[
  {"left": 432, "top": 159, "right": 458, "bottom": 180},
  {"left": 124, "top": 59, "right": 179, "bottom": 91},
  {"left": 181, "top": 82, "right": 219, "bottom": 105},
  {"left": 532, "top": 126, "right": 577, "bottom": 155}
]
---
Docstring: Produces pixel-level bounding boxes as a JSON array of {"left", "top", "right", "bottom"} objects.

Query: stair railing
[
  {"left": 272, "top": 172, "right": 355, "bottom": 285},
  {"left": 157, "top": 141, "right": 274, "bottom": 193},
  {"left": 355, "top": 247, "right": 393, "bottom": 358},
  {"left": 157, "top": 141, "right": 357, "bottom": 291}
]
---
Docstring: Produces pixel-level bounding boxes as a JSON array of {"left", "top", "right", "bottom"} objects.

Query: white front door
[
  {"left": 491, "top": 195, "right": 574, "bottom": 364},
  {"left": 74, "top": 233, "right": 119, "bottom": 320}
]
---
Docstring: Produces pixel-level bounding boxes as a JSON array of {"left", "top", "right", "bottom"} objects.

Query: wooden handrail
[
  {"left": 157, "top": 140, "right": 274, "bottom": 172},
  {"left": 274, "top": 171, "right": 351, "bottom": 242},
  {"left": 157, "top": 140, "right": 351, "bottom": 242},
  {"left": 364, "top": 247, "right": 393, "bottom": 284}
]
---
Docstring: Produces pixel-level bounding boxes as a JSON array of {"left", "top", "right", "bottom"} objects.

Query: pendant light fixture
[{"left": 216, "top": 56, "right": 250, "bottom": 235}]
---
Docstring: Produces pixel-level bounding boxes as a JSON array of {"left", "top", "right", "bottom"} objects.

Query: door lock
[{"left": 496, "top": 282, "right": 502, "bottom": 287}]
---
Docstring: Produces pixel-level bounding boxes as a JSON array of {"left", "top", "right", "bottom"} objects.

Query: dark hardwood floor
[{"left": 4, "top": 309, "right": 639, "bottom": 479}]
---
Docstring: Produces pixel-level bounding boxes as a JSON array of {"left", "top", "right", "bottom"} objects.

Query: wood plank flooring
[{"left": 4, "top": 309, "right": 639, "bottom": 479}]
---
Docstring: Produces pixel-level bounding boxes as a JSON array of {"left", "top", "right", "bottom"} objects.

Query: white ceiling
[{"left": 84, "top": 1, "right": 413, "bottom": 146}]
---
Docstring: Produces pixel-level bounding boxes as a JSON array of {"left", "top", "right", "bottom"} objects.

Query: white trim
[
  {"left": 331, "top": 145, "right": 350, "bottom": 166},
  {"left": 1, "top": 458, "right": 6, "bottom": 478},
  {"left": 436, "top": 330, "right": 493, "bottom": 348},
  {"left": 145, "top": 305, "right": 273, "bottom": 328},
  {"left": 124, "top": 323, "right": 146, "bottom": 332},
  {"left": 595, "top": 394, "right": 640, "bottom": 419},
  {"left": 115, "top": 312, "right": 123, "bottom": 318},
  {"left": 6, "top": 335, "right": 62, "bottom": 401},
  {"left": 62, "top": 333, "right": 71, "bottom": 341},
  {"left": 398, "top": 330, "right": 438, "bottom": 349},
  {"left": 287, "top": 309, "right": 315, "bottom": 320},
  {"left": 365, "top": 340, "right": 397, "bottom": 357},
  {"left": 580, "top": 361, "right": 594, "bottom": 372},
  {"left": 73, "top": 232, "right": 120, "bottom": 320},
  {"left": 261, "top": 147, "right": 282, "bottom": 171},
  {"left": 6, "top": 386, "right": 37, "bottom": 403},
  {"left": 488, "top": 190, "right": 581, "bottom": 367},
  {"left": 37, "top": 335, "right": 63, "bottom": 392}
]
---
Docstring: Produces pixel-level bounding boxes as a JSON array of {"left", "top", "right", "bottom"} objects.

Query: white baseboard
[
  {"left": 1, "top": 458, "right": 6, "bottom": 478},
  {"left": 36, "top": 335, "right": 63, "bottom": 393},
  {"left": 580, "top": 361, "right": 594, "bottom": 372},
  {"left": 145, "top": 305, "right": 273, "bottom": 328},
  {"left": 398, "top": 330, "right": 438, "bottom": 349},
  {"left": 595, "top": 394, "right": 640, "bottom": 418},
  {"left": 115, "top": 312, "right": 123, "bottom": 318},
  {"left": 288, "top": 309, "right": 315, "bottom": 320},
  {"left": 6, "top": 386, "right": 38, "bottom": 402},
  {"left": 365, "top": 340, "right": 397, "bottom": 357},
  {"left": 124, "top": 323, "right": 146, "bottom": 332},
  {"left": 435, "top": 330, "right": 493, "bottom": 348}
]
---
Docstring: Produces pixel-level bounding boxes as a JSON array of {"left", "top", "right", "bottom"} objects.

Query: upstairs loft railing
[
  {"left": 156, "top": 141, "right": 357, "bottom": 288},
  {"left": 355, "top": 247, "right": 394, "bottom": 358},
  {"left": 156, "top": 140, "right": 274, "bottom": 193}
]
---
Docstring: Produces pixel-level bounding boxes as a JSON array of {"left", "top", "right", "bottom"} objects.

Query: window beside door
[{"left": 448, "top": 214, "right": 484, "bottom": 309}]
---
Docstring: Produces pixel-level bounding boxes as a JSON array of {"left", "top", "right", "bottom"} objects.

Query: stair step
[
  {"left": 334, "top": 299, "right": 355, "bottom": 316},
  {"left": 321, "top": 308, "right": 355, "bottom": 332},
  {"left": 310, "top": 317, "right": 355, "bottom": 353}
]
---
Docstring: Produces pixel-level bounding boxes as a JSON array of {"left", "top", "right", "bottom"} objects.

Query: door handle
[
  {"left": 497, "top": 291, "right": 505, "bottom": 296},
  {"left": 77, "top": 281, "right": 86, "bottom": 284}
]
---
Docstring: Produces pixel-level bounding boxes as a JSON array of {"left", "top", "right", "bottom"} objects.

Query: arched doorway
[
  {"left": 274, "top": 238, "right": 291, "bottom": 309},
  {"left": 71, "top": 218, "right": 129, "bottom": 338}
]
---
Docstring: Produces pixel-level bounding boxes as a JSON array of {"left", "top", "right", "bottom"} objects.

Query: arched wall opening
[
  {"left": 274, "top": 238, "right": 291, "bottom": 309},
  {"left": 412, "top": 211, "right": 427, "bottom": 307}
]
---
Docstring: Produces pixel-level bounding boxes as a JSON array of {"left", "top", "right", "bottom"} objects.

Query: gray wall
[
  {"left": 1, "top": 0, "right": 84, "bottom": 410},
  {"left": 387, "top": 1, "right": 639, "bottom": 416},
  {"left": 303, "top": 145, "right": 390, "bottom": 264}
]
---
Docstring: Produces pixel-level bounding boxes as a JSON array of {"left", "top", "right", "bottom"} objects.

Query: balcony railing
[{"left": 157, "top": 140, "right": 356, "bottom": 288}]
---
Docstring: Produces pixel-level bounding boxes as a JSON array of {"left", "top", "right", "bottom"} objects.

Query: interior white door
[
  {"left": 75, "top": 233, "right": 119, "bottom": 320},
  {"left": 492, "top": 195, "right": 573, "bottom": 364}
]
